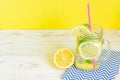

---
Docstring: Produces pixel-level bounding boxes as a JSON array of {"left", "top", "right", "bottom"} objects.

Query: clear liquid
[{"left": 75, "top": 36, "right": 103, "bottom": 70}]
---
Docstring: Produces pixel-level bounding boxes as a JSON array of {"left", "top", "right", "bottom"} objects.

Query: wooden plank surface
[{"left": 0, "top": 30, "right": 119, "bottom": 80}]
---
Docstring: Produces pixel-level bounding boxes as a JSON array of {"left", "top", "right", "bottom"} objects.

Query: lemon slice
[
  {"left": 75, "top": 61, "right": 99, "bottom": 70},
  {"left": 54, "top": 48, "right": 74, "bottom": 69},
  {"left": 71, "top": 26, "right": 91, "bottom": 38},
  {"left": 79, "top": 42, "right": 101, "bottom": 60}
]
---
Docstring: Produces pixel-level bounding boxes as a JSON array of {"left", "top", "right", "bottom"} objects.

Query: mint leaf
[
  {"left": 83, "top": 24, "right": 90, "bottom": 29},
  {"left": 86, "top": 60, "right": 92, "bottom": 64}
]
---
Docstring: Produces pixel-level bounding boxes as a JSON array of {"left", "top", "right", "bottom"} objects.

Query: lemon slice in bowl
[
  {"left": 71, "top": 26, "right": 91, "bottom": 38},
  {"left": 54, "top": 48, "right": 74, "bottom": 69},
  {"left": 79, "top": 42, "right": 101, "bottom": 60}
]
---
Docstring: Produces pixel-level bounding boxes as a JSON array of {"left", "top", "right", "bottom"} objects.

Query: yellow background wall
[{"left": 0, "top": 0, "right": 120, "bottom": 30}]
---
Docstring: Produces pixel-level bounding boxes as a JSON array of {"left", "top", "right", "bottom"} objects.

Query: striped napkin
[{"left": 62, "top": 50, "right": 120, "bottom": 80}]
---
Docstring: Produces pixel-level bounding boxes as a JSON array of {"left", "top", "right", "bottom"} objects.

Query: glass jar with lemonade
[{"left": 72, "top": 24, "right": 110, "bottom": 70}]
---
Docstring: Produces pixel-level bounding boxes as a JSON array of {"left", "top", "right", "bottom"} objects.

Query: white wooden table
[{"left": 0, "top": 30, "right": 119, "bottom": 80}]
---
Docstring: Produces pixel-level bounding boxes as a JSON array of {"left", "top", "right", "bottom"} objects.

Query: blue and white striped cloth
[{"left": 62, "top": 50, "right": 120, "bottom": 80}]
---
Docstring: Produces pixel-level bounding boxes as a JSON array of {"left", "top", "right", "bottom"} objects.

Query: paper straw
[
  {"left": 87, "top": 3, "right": 92, "bottom": 32},
  {"left": 87, "top": 3, "right": 96, "bottom": 70},
  {"left": 93, "top": 59, "right": 96, "bottom": 70}
]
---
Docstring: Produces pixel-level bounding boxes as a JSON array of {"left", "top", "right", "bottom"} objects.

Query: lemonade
[{"left": 72, "top": 24, "right": 105, "bottom": 70}]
